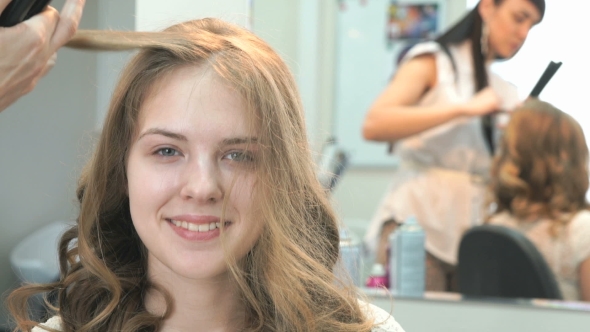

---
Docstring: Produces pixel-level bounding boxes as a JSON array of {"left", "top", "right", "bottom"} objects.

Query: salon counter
[{"left": 364, "top": 287, "right": 590, "bottom": 332}]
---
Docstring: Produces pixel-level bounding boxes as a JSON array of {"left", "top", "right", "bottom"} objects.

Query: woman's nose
[
  {"left": 519, "top": 23, "right": 533, "bottom": 42},
  {"left": 179, "top": 161, "right": 223, "bottom": 203}
]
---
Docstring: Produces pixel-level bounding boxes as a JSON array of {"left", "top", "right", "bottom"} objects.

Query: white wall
[
  {"left": 95, "top": 0, "right": 136, "bottom": 131},
  {"left": 136, "top": 0, "right": 249, "bottom": 31},
  {"left": 252, "top": 0, "right": 331, "bottom": 154}
]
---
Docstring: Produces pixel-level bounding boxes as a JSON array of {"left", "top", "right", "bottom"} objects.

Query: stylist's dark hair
[{"left": 436, "top": 0, "right": 545, "bottom": 153}]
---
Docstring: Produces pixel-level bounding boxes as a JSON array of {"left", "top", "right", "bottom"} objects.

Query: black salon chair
[{"left": 457, "top": 224, "right": 562, "bottom": 300}]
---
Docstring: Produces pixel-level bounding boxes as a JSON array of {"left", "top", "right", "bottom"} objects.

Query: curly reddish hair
[{"left": 489, "top": 99, "right": 589, "bottom": 235}]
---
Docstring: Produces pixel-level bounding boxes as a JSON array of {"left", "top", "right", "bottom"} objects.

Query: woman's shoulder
[
  {"left": 569, "top": 210, "right": 590, "bottom": 263},
  {"left": 32, "top": 316, "right": 62, "bottom": 331},
  {"left": 30, "top": 304, "right": 407, "bottom": 332},
  {"left": 400, "top": 41, "right": 470, "bottom": 86},
  {"left": 358, "top": 299, "right": 406, "bottom": 332},
  {"left": 568, "top": 210, "right": 590, "bottom": 240},
  {"left": 487, "top": 211, "right": 517, "bottom": 227},
  {"left": 571, "top": 209, "right": 590, "bottom": 225},
  {"left": 400, "top": 41, "right": 440, "bottom": 63},
  {"left": 402, "top": 40, "right": 473, "bottom": 64}
]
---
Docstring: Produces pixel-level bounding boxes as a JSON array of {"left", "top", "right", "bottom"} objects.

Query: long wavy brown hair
[
  {"left": 488, "top": 99, "right": 589, "bottom": 235},
  {"left": 7, "top": 18, "right": 374, "bottom": 331}
]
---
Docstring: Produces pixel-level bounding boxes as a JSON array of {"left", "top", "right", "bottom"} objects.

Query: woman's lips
[{"left": 166, "top": 217, "right": 232, "bottom": 241}]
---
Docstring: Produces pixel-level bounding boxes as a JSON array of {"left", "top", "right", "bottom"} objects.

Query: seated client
[{"left": 487, "top": 99, "right": 590, "bottom": 302}]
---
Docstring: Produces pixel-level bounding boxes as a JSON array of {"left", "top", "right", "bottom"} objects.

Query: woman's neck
[
  {"left": 485, "top": 50, "right": 496, "bottom": 65},
  {"left": 145, "top": 262, "right": 246, "bottom": 332}
]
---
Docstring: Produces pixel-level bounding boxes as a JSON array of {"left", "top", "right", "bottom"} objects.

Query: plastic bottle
[
  {"left": 338, "top": 226, "right": 363, "bottom": 287},
  {"left": 388, "top": 216, "right": 425, "bottom": 297},
  {"left": 365, "top": 263, "right": 388, "bottom": 288}
]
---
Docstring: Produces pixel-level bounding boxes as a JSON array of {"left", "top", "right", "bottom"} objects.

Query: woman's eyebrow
[
  {"left": 138, "top": 128, "right": 188, "bottom": 141},
  {"left": 519, "top": 9, "right": 540, "bottom": 23},
  {"left": 222, "top": 137, "right": 258, "bottom": 146}
]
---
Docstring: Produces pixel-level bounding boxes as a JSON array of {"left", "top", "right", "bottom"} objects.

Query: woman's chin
[{"left": 503, "top": 46, "right": 522, "bottom": 60}]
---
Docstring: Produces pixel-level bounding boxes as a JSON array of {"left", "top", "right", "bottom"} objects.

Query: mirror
[
  {"left": 329, "top": 0, "right": 590, "bottom": 308},
  {"left": 253, "top": 0, "right": 590, "bottom": 314}
]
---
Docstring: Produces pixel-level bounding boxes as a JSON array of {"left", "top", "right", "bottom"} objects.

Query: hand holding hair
[
  {"left": 0, "top": 0, "right": 85, "bottom": 113},
  {"left": 459, "top": 86, "right": 502, "bottom": 116}
]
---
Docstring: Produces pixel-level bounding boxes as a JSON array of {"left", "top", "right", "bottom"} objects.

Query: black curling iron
[
  {"left": 0, "top": 0, "right": 52, "bottom": 27},
  {"left": 529, "top": 61, "right": 562, "bottom": 98}
]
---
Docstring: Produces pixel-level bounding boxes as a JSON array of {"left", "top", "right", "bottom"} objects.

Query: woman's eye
[
  {"left": 225, "top": 151, "right": 255, "bottom": 163},
  {"left": 156, "top": 147, "right": 179, "bottom": 157},
  {"left": 514, "top": 15, "right": 525, "bottom": 23}
]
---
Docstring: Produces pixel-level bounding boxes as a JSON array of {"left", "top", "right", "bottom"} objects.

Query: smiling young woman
[{"left": 7, "top": 18, "right": 404, "bottom": 332}]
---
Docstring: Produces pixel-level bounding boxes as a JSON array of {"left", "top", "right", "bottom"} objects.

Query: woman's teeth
[{"left": 170, "top": 220, "right": 221, "bottom": 232}]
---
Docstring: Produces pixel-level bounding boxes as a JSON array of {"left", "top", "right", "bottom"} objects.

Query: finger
[
  {"left": 0, "top": 0, "right": 11, "bottom": 15},
  {"left": 22, "top": 6, "right": 60, "bottom": 38},
  {"left": 50, "top": 0, "right": 85, "bottom": 50},
  {"left": 39, "top": 52, "right": 57, "bottom": 78}
]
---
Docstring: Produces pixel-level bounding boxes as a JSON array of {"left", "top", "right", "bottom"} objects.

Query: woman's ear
[{"left": 478, "top": 0, "right": 496, "bottom": 22}]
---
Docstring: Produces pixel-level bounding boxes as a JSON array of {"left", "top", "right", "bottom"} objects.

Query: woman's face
[
  {"left": 481, "top": 0, "right": 541, "bottom": 59},
  {"left": 126, "top": 66, "right": 263, "bottom": 281}
]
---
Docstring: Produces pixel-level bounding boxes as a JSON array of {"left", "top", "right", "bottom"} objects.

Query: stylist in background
[
  {"left": 0, "top": 0, "right": 86, "bottom": 112},
  {"left": 362, "top": 0, "right": 545, "bottom": 292}
]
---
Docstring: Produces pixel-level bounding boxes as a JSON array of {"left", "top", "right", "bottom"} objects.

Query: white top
[
  {"left": 488, "top": 210, "right": 590, "bottom": 301},
  {"left": 363, "top": 300, "right": 406, "bottom": 332},
  {"left": 32, "top": 300, "right": 405, "bottom": 332},
  {"left": 32, "top": 315, "right": 61, "bottom": 332},
  {"left": 365, "top": 40, "right": 520, "bottom": 265}
]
